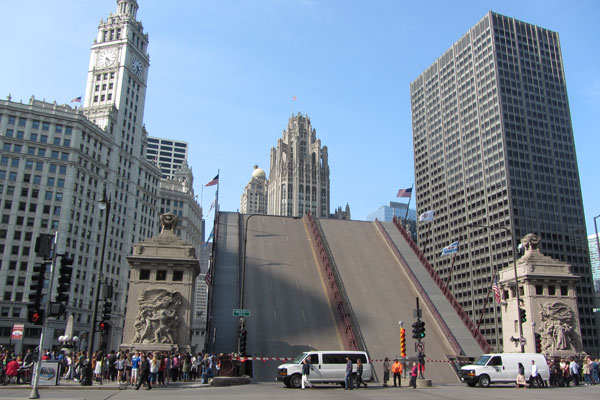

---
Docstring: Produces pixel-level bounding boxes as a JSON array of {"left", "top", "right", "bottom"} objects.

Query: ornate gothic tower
[
  {"left": 83, "top": 0, "right": 149, "bottom": 154},
  {"left": 267, "top": 113, "right": 330, "bottom": 218}
]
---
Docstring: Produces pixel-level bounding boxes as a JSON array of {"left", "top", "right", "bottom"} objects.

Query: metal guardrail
[
  {"left": 391, "top": 217, "right": 491, "bottom": 354},
  {"left": 304, "top": 212, "right": 359, "bottom": 351}
]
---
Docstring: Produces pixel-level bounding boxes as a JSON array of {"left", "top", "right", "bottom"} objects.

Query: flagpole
[
  {"left": 476, "top": 288, "right": 492, "bottom": 332},
  {"left": 447, "top": 253, "right": 456, "bottom": 290},
  {"left": 403, "top": 183, "right": 414, "bottom": 225}
]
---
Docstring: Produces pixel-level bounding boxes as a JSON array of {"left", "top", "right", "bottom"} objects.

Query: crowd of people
[
  {"left": 0, "top": 347, "right": 222, "bottom": 387},
  {"left": 515, "top": 355, "right": 600, "bottom": 388}
]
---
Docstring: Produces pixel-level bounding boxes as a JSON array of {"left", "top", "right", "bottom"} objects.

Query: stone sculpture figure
[
  {"left": 539, "top": 302, "right": 578, "bottom": 352},
  {"left": 160, "top": 213, "right": 178, "bottom": 233},
  {"left": 132, "top": 288, "right": 182, "bottom": 344}
]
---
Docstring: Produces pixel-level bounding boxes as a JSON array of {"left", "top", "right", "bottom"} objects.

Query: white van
[
  {"left": 276, "top": 350, "right": 372, "bottom": 388},
  {"left": 460, "top": 353, "right": 549, "bottom": 387}
]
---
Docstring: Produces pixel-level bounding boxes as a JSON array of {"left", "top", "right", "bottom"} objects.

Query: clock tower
[
  {"left": 80, "top": 0, "right": 161, "bottom": 352},
  {"left": 83, "top": 0, "right": 149, "bottom": 154}
]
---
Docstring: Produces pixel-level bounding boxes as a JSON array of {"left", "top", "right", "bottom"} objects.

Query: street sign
[
  {"left": 11, "top": 324, "right": 24, "bottom": 340},
  {"left": 233, "top": 309, "right": 251, "bottom": 317},
  {"left": 416, "top": 342, "right": 425, "bottom": 352}
]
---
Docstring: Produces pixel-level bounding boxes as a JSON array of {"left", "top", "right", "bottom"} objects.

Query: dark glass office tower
[{"left": 410, "top": 11, "right": 596, "bottom": 352}]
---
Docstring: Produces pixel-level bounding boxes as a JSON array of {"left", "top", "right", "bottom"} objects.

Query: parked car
[
  {"left": 460, "top": 353, "right": 549, "bottom": 387},
  {"left": 277, "top": 350, "right": 372, "bottom": 388}
]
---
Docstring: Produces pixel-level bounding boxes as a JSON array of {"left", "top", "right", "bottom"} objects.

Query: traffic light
[
  {"left": 535, "top": 333, "right": 542, "bottom": 353},
  {"left": 27, "top": 309, "right": 44, "bottom": 325},
  {"left": 98, "top": 321, "right": 106, "bottom": 331},
  {"left": 519, "top": 308, "right": 527, "bottom": 323},
  {"left": 102, "top": 299, "right": 112, "bottom": 321},
  {"left": 29, "top": 263, "right": 48, "bottom": 305},
  {"left": 418, "top": 320, "right": 426, "bottom": 339},
  {"left": 55, "top": 254, "right": 74, "bottom": 304},
  {"left": 411, "top": 321, "right": 419, "bottom": 339},
  {"left": 400, "top": 328, "right": 406, "bottom": 357},
  {"left": 34, "top": 234, "right": 53, "bottom": 258},
  {"left": 240, "top": 329, "right": 247, "bottom": 355}
]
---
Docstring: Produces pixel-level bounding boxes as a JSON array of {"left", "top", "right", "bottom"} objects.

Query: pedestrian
[
  {"left": 131, "top": 352, "right": 140, "bottom": 386},
  {"left": 528, "top": 360, "right": 543, "bottom": 388},
  {"left": 382, "top": 357, "right": 390, "bottom": 387},
  {"left": 93, "top": 352, "right": 103, "bottom": 385},
  {"left": 592, "top": 358, "right": 599, "bottom": 384},
  {"left": 417, "top": 350, "right": 426, "bottom": 379},
  {"left": 344, "top": 357, "right": 353, "bottom": 390},
  {"left": 135, "top": 354, "right": 152, "bottom": 390},
  {"left": 158, "top": 354, "right": 166, "bottom": 386},
  {"left": 392, "top": 358, "right": 402, "bottom": 387},
  {"left": 301, "top": 358, "right": 311, "bottom": 389},
  {"left": 583, "top": 357, "right": 592, "bottom": 386},
  {"left": 356, "top": 358, "right": 367, "bottom": 388},
  {"left": 149, "top": 353, "right": 159, "bottom": 385},
  {"left": 116, "top": 353, "right": 125, "bottom": 382},
  {"left": 108, "top": 350, "right": 117, "bottom": 381},
  {"left": 4, "top": 358, "right": 19, "bottom": 384},
  {"left": 409, "top": 362, "right": 418, "bottom": 388},
  {"left": 569, "top": 357, "right": 580, "bottom": 386}
]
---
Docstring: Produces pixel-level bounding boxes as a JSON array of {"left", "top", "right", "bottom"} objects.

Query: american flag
[
  {"left": 205, "top": 174, "right": 219, "bottom": 187},
  {"left": 492, "top": 277, "right": 502, "bottom": 304},
  {"left": 70, "top": 96, "right": 82, "bottom": 103},
  {"left": 396, "top": 187, "right": 412, "bottom": 198}
]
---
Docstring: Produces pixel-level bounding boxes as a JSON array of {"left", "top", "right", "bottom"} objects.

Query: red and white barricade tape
[{"left": 234, "top": 356, "right": 453, "bottom": 363}]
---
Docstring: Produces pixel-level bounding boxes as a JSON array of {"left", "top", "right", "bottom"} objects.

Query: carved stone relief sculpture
[
  {"left": 132, "top": 288, "right": 182, "bottom": 344},
  {"left": 539, "top": 302, "right": 580, "bottom": 353}
]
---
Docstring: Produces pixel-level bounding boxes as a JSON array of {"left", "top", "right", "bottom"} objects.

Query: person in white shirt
[{"left": 528, "top": 360, "right": 544, "bottom": 388}]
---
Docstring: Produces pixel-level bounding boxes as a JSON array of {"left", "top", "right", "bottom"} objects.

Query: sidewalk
[{"left": 1, "top": 379, "right": 208, "bottom": 390}]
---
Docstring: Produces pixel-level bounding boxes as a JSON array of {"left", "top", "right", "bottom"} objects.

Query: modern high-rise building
[
  {"left": 267, "top": 113, "right": 330, "bottom": 218},
  {"left": 588, "top": 234, "right": 600, "bottom": 293},
  {"left": 410, "top": 11, "right": 597, "bottom": 352},
  {"left": 0, "top": 0, "right": 203, "bottom": 353},
  {"left": 146, "top": 136, "right": 188, "bottom": 180},
  {"left": 240, "top": 165, "right": 268, "bottom": 215}
]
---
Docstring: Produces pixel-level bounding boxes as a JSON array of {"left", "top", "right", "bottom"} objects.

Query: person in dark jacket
[
  {"left": 344, "top": 357, "right": 353, "bottom": 390},
  {"left": 135, "top": 354, "right": 152, "bottom": 390},
  {"left": 301, "top": 358, "right": 312, "bottom": 389},
  {"left": 356, "top": 359, "right": 367, "bottom": 388}
]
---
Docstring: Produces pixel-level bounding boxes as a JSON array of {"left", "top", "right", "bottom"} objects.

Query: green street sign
[{"left": 233, "top": 309, "right": 251, "bottom": 317}]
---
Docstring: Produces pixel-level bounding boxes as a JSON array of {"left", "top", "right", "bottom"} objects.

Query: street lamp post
[
  {"left": 594, "top": 215, "right": 600, "bottom": 283},
  {"left": 87, "top": 189, "right": 110, "bottom": 360},
  {"left": 469, "top": 223, "right": 524, "bottom": 353}
]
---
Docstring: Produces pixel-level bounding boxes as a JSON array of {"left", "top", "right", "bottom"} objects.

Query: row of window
[{"left": 139, "top": 269, "right": 184, "bottom": 282}]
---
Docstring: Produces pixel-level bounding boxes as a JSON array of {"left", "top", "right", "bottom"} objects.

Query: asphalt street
[{"left": 0, "top": 382, "right": 597, "bottom": 400}]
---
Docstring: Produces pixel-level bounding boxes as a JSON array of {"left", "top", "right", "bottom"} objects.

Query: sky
[{"left": 1, "top": 0, "right": 599, "bottom": 238}]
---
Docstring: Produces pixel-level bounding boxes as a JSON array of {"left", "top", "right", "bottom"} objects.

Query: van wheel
[
  {"left": 478, "top": 375, "right": 490, "bottom": 387},
  {"left": 351, "top": 375, "right": 358, "bottom": 388},
  {"left": 289, "top": 374, "right": 302, "bottom": 389}
]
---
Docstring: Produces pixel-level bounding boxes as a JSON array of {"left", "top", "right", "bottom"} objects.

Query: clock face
[
  {"left": 96, "top": 49, "right": 116, "bottom": 68},
  {"left": 131, "top": 56, "right": 143, "bottom": 77}
]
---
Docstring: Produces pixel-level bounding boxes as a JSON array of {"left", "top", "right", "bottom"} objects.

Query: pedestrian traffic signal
[
  {"left": 55, "top": 254, "right": 74, "bottom": 304},
  {"left": 400, "top": 328, "right": 406, "bottom": 357},
  {"left": 240, "top": 329, "right": 247, "bottom": 355},
  {"left": 27, "top": 309, "right": 44, "bottom": 325},
  {"left": 102, "top": 299, "right": 112, "bottom": 321},
  {"left": 98, "top": 321, "right": 106, "bottom": 331},
  {"left": 534, "top": 333, "right": 542, "bottom": 353},
  {"left": 519, "top": 308, "right": 527, "bottom": 323}
]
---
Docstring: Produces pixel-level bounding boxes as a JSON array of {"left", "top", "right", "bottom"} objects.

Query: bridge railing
[
  {"left": 304, "top": 212, "right": 359, "bottom": 351},
  {"left": 391, "top": 217, "right": 491, "bottom": 353}
]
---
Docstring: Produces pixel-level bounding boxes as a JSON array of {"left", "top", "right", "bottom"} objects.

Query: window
[
  {"left": 536, "top": 285, "right": 543, "bottom": 295},
  {"left": 156, "top": 270, "right": 167, "bottom": 281},
  {"left": 172, "top": 271, "right": 184, "bottom": 281},
  {"left": 560, "top": 286, "right": 568, "bottom": 296},
  {"left": 139, "top": 269, "right": 150, "bottom": 280},
  {"left": 548, "top": 285, "right": 556, "bottom": 295}
]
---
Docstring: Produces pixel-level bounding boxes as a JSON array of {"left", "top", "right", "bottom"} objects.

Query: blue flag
[{"left": 441, "top": 241, "right": 459, "bottom": 256}]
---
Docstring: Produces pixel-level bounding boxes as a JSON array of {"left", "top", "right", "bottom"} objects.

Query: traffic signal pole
[{"left": 29, "top": 232, "right": 58, "bottom": 399}]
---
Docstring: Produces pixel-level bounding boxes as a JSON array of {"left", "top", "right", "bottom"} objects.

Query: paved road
[
  {"left": 242, "top": 215, "right": 342, "bottom": 382},
  {"left": 0, "top": 382, "right": 596, "bottom": 400},
  {"left": 319, "top": 219, "right": 459, "bottom": 383},
  {"left": 208, "top": 212, "right": 242, "bottom": 354}
]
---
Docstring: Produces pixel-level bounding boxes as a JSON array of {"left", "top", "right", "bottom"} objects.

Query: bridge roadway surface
[
  {"left": 242, "top": 215, "right": 343, "bottom": 382},
  {"left": 318, "top": 219, "right": 460, "bottom": 383},
  {"left": 0, "top": 382, "right": 595, "bottom": 400}
]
